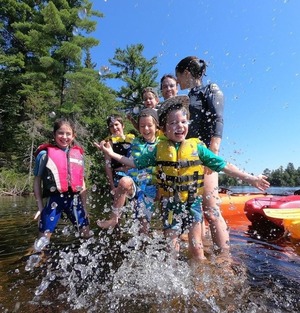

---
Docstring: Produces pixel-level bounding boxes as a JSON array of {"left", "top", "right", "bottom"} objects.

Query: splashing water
[
  {"left": 2, "top": 195, "right": 297, "bottom": 312},
  {"left": 27, "top": 223, "right": 250, "bottom": 313}
]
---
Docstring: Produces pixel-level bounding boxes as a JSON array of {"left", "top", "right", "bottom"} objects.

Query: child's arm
[
  {"left": 33, "top": 176, "right": 44, "bottom": 220},
  {"left": 209, "top": 136, "right": 221, "bottom": 155},
  {"left": 80, "top": 180, "right": 88, "bottom": 215},
  {"left": 103, "top": 152, "right": 116, "bottom": 191},
  {"left": 223, "top": 163, "right": 270, "bottom": 191},
  {"left": 95, "top": 140, "right": 136, "bottom": 168}
]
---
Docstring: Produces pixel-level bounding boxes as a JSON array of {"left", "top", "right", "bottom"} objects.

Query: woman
[{"left": 175, "top": 56, "right": 229, "bottom": 255}]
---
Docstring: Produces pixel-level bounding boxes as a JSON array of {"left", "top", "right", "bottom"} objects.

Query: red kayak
[{"left": 244, "top": 195, "right": 300, "bottom": 229}]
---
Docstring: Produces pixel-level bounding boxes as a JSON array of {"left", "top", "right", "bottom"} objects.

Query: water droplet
[
  {"left": 76, "top": 185, "right": 83, "bottom": 191},
  {"left": 25, "top": 254, "right": 40, "bottom": 271},
  {"left": 72, "top": 27, "right": 79, "bottom": 36},
  {"left": 35, "top": 279, "right": 50, "bottom": 296},
  {"left": 78, "top": 8, "right": 87, "bottom": 20},
  {"left": 98, "top": 65, "right": 110, "bottom": 76},
  {"left": 34, "top": 236, "right": 50, "bottom": 252},
  {"left": 133, "top": 106, "right": 140, "bottom": 114}
]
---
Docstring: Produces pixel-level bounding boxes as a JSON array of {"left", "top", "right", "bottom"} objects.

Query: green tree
[
  {"left": 106, "top": 43, "right": 159, "bottom": 111},
  {"left": 0, "top": 0, "right": 119, "bottom": 192}
]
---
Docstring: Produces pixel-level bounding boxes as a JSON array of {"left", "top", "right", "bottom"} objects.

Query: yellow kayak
[
  {"left": 263, "top": 208, "right": 300, "bottom": 240},
  {"left": 283, "top": 219, "right": 300, "bottom": 240}
]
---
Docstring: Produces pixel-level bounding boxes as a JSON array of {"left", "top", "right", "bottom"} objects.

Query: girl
[{"left": 33, "top": 118, "right": 91, "bottom": 250}]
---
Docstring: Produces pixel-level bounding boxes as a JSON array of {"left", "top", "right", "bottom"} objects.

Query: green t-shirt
[{"left": 133, "top": 140, "right": 226, "bottom": 172}]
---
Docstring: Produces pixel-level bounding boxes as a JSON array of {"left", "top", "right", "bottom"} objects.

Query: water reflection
[{"left": 0, "top": 195, "right": 299, "bottom": 312}]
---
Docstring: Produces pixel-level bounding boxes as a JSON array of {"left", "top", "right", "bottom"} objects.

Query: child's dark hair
[
  {"left": 158, "top": 101, "right": 190, "bottom": 130},
  {"left": 106, "top": 114, "right": 124, "bottom": 127},
  {"left": 53, "top": 118, "right": 76, "bottom": 135},
  {"left": 175, "top": 56, "right": 207, "bottom": 79},
  {"left": 138, "top": 108, "right": 159, "bottom": 127}
]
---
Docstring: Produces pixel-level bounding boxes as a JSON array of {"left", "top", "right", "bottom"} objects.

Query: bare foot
[{"left": 97, "top": 218, "right": 118, "bottom": 229}]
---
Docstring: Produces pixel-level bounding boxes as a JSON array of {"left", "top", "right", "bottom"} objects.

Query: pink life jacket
[{"left": 35, "top": 144, "right": 84, "bottom": 193}]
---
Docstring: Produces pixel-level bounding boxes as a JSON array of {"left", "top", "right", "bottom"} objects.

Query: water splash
[{"left": 28, "top": 226, "right": 250, "bottom": 312}]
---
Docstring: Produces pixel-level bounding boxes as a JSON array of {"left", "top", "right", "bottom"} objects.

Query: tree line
[
  {"left": 0, "top": 1, "right": 298, "bottom": 195},
  {"left": 219, "top": 162, "right": 300, "bottom": 188},
  {"left": 0, "top": 0, "right": 158, "bottom": 195}
]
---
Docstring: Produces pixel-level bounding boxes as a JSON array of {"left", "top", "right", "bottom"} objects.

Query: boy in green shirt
[{"left": 98, "top": 96, "right": 270, "bottom": 263}]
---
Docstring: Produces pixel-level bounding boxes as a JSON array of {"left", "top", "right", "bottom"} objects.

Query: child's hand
[
  {"left": 253, "top": 174, "right": 270, "bottom": 191},
  {"left": 94, "top": 140, "right": 113, "bottom": 157}
]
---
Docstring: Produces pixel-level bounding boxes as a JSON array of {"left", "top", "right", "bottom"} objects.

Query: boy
[
  {"left": 104, "top": 114, "right": 135, "bottom": 194},
  {"left": 96, "top": 109, "right": 159, "bottom": 235},
  {"left": 99, "top": 96, "right": 270, "bottom": 263}
]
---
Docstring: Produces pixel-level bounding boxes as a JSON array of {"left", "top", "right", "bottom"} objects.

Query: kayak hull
[
  {"left": 219, "top": 193, "right": 266, "bottom": 218},
  {"left": 244, "top": 195, "right": 300, "bottom": 239}
]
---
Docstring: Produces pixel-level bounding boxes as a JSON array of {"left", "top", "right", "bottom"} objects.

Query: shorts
[
  {"left": 162, "top": 196, "right": 203, "bottom": 232},
  {"left": 39, "top": 192, "right": 89, "bottom": 234},
  {"left": 126, "top": 177, "right": 157, "bottom": 222},
  {"left": 113, "top": 171, "right": 127, "bottom": 187}
]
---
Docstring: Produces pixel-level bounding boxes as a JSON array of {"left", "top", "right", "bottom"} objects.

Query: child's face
[
  {"left": 109, "top": 120, "right": 124, "bottom": 136},
  {"left": 164, "top": 109, "right": 189, "bottom": 143},
  {"left": 138, "top": 116, "right": 157, "bottom": 143},
  {"left": 161, "top": 77, "right": 178, "bottom": 100},
  {"left": 54, "top": 124, "right": 75, "bottom": 149},
  {"left": 143, "top": 92, "right": 159, "bottom": 109}
]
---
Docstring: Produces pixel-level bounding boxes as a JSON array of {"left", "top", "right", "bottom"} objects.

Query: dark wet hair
[
  {"left": 53, "top": 118, "right": 76, "bottom": 135},
  {"left": 106, "top": 114, "right": 124, "bottom": 127},
  {"left": 160, "top": 74, "right": 177, "bottom": 90},
  {"left": 175, "top": 56, "right": 207, "bottom": 79},
  {"left": 158, "top": 96, "right": 190, "bottom": 130},
  {"left": 138, "top": 108, "right": 159, "bottom": 127}
]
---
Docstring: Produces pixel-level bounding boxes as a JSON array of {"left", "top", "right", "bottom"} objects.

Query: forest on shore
[{"left": 1, "top": 1, "right": 299, "bottom": 196}]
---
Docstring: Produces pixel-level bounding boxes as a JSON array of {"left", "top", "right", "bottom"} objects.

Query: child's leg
[
  {"left": 80, "top": 225, "right": 93, "bottom": 238},
  {"left": 164, "top": 228, "right": 180, "bottom": 258},
  {"left": 36, "top": 196, "right": 61, "bottom": 242},
  {"left": 203, "top": 172, "right": 230, "bottom": 253},
  {"left": 188, "top": 221, "right": 206, "bottom": 261},
  {"left": 138, "top": 217, "right": 150, "bottom": 235},
  {"left": 97, "top": 176, "right": 135, "bottom": 229}
]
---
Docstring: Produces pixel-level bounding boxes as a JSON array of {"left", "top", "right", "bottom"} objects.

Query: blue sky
[{"left": 89, "top": 0, "right": 300, "bottom": 175}]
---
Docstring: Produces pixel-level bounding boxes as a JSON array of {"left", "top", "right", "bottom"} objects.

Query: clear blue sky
[{"left": 89, "top": 0, "right": 300, "bottom": 174}]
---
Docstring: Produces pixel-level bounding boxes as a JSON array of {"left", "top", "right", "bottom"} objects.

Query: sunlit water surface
[{"left": 0, "top": 189, "right": 299, "bottom": 313}]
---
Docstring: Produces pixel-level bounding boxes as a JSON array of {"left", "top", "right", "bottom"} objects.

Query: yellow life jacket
[
  {"left": 156, "top": 138, "right": 204, "bottom": 202},
  {"left": 106, "top": 134, "right": 135, "bottom": 170}
]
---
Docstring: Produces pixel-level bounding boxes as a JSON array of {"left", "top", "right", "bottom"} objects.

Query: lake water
[{"left": 0, "top": 187, "right": 299, "bottom": 312}]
